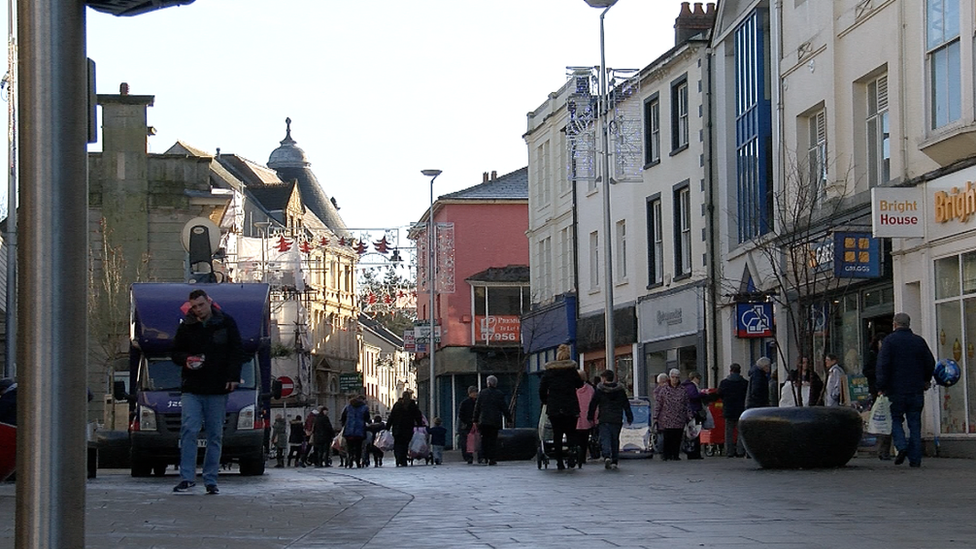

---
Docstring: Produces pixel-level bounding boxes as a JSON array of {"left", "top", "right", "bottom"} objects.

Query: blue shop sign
[
  {"left": 833, "top": 232, "right": 880, "bottom": 278},
  {"left": 736, "top": 303, "right": 773, "bottom": 338}
]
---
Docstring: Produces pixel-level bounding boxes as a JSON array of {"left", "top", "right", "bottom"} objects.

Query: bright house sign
[{"left": 871, "top": 187, "right": 923, "bottom": 238}]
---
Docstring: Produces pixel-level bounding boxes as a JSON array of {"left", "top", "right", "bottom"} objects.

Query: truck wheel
[
  {"left": 238, "top": 456, "right": 265, "bottom": 476},
  {"left": 130, "top": 461, "right": 152, "bottom": 477}
]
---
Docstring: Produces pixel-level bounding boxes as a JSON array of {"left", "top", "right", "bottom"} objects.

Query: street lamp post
[
  {"left": 585, "top": 0, "right": 618, "bottom": 373},
  {"left": 421, "top": 169, "right": 441, "bottom": 420}
]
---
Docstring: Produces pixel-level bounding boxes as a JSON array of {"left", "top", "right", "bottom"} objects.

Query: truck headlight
[
  {"left": 237, "top": 404, "right": 255, "bottom": 430},
  {"left": 138, "top": 404, "right": 157, "bottom": 431}
]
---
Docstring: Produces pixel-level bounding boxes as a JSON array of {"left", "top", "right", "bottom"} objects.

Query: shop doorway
[{"left": 863, "top": 314, "right": 893, "bottom": 368}]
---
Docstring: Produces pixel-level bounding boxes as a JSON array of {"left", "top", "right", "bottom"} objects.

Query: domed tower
[{"left": 267, "top": 118, "right": 347, "bottom": 234}]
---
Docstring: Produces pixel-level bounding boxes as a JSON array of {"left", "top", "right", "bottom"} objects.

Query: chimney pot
[
  {"left": 693, "top": 2, "right": 704, "bottom": 15},
  {"left": 483, "top": 172, "right": 489, "bottom": 183},
  {"left": 119, "top": 82, "right": 129, "bottom": 95},
  {"left": 491, "top": 170, "right": 497, "bottom": 180}
]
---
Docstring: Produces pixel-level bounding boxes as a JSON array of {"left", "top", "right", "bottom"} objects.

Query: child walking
[{"left": 427, "top": 417, "right": 447, "bottom": 465}]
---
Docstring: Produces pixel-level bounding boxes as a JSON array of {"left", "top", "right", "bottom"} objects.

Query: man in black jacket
[
  {"left": 587, "top": 370, "right": 633, "bottom": 470},
  {"left": 171, "top": 289, "right": 245, "bottom": 495},
  {"left": 457, "top": 386, "right": 479, "bottom": 464},
  {"left": 717, "top": 363, "right": 748, "bottom": 457},
  {"left": 877, "top": 312, "right": 935, "bottom": 468},
  {"left": 472, "top": 375, "right": 512, "bottom": 466}
]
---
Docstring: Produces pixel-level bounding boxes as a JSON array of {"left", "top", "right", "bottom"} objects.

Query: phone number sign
[{"left": 477, "top": 315, "right": 520, "bottom": 344}]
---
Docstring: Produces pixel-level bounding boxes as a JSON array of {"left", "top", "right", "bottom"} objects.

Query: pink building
[{"left": 411, "top": 168, "right": 530, "bottom": 430}]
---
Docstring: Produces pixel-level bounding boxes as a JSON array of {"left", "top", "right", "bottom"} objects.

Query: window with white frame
[
  {"left": 537, "top": 237, "right": 552, "bottom": 297},
  {"left": 472, "top": 284, "right": 529, "bottom": 345},
  {"left": 866, "top": 74, "right": 890, "bottom": 187},
  {"left": 615, "top": 220, "right": 627, "bottom": 281},
  {"left": 808, "top": 110, "right": 827, "bottom": 201},
  {"left": 644, "top": 95, "right": 660, "bottom": 165},
  {"left": 674, "top": 186, "right": 691, "bottom": 276},
  {"left": 559, "top": 227, "right": 570, "bottom": 292},
  {"left": 589, "top": 231, "right": 600, "bottom": 290},
  {"left": 927, "top": 0, "right": 961, "bottom": 129},
  {"left": 671, "top": 78, "right": 689, "bottom": 151},
  {"left": 535, "top": 141, "right": 551, "bottom": 207},
  {"left": 646, "top": 197, "right": 663, "bottom": 286}
]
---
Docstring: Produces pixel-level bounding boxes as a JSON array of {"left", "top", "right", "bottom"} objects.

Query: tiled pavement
[{"left": 2, "top": 452, "right": 975, "bottom": 548}]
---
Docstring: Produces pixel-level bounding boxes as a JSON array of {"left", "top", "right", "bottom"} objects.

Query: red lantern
[{"left": 275, "top": 235, "right": 292, "bottom": 252}]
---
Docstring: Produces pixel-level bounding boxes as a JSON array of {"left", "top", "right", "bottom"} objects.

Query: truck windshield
[{"left": 142, "top": 355, "right": 259, "bottom": 391}]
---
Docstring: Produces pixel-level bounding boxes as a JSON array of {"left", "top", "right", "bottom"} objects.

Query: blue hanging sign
[
  {"left": 736, "top": 303, "right": 774, "bottom": 338},
  {"left": 833, "top": 232, "right": 880, "bottom": 278}
]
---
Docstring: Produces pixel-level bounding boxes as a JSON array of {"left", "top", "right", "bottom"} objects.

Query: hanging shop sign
[
  {"left": 832, "top": 232, "right": 881, "bottom": 278},
  {"left": 871, "top": 187, "right": 923, "bottom": 237},
  {"left": 736, "top": 302, "right": 773, "bottom": 338}
]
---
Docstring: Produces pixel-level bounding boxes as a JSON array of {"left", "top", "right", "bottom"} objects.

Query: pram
[{"left": 536, "top": 405, "right": 579, "bottom": 469}]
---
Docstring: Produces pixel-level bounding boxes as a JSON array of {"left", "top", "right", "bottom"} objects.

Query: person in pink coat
[{"left": 575, "top": 372, "right": 597, "bottom": 466}]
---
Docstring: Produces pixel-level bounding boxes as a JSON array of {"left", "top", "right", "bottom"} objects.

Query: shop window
[
  {"left": 962, "top": 251, "right": 976, "bottom": 294},
  {"left": 936, "top": 300, "right": 965, "bottom": 433},
  {"left": 966, "top": 299, "right": 976, "bottom": 433},
  {"left": 936, "top": 256, "right": 961, "bottom": 299}
]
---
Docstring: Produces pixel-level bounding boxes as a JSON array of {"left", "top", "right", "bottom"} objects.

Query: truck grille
[{"left": 160, "top": 413, "right": 233, "bottom": 433}]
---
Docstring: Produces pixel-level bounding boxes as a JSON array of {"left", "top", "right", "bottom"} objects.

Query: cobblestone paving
[{"left": 2, "top": 453, "right": 975, "bottom": 548}]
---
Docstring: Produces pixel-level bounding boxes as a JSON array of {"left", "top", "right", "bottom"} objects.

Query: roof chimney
[
  {"left": 483, "top": 172, "right": 489, "bottom": 183},
  {"left": 674, "top": 2, "right": 716, "bottom": 46},
  {"left": 119, "top": 82, "right": 129, "bottom": 95},
  {"left": 491, "top": 170, "right": 497, "bottom": 180}
]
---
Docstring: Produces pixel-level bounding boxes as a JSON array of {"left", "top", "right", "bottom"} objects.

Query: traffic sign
[{"left": 277, "top": 376, "right": 294, "bottom": 398}]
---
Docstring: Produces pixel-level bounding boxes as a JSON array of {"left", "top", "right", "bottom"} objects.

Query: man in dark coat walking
[
  {"left": 472, "top": 375, "right": 512, "bottom": 466},
  {"left": 539, "top": 344, "right": 584, "bottom": 470},
  {"left": 587, "top": 369, "right": 633, "bottom": 470},
  {"left": 745, "top": 357, "right": 771, "bottom": 409},
  {"left": 877, "top": 312, "right": 935, "bottom": 468},
  {"left": 717, "top": 363, "right": 748, "bottom": 457},
  {"left": 457, "top": 386, "right": 479, "bottom": 464},
  {"left": 386, "top": 390, "right": 423, "bottom": 467}
]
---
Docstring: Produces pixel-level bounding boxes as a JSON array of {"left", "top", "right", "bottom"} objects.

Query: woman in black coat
[
  {"left": 539, "top": 344, "right": 584, "bottom": 470},
  {"left": 386, "top": 391, "right": 423, "bottom": 467}
]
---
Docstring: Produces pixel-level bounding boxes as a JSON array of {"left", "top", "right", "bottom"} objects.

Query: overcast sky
[{"left": 4, "top": 0, "right": 694, "bottom": 236}]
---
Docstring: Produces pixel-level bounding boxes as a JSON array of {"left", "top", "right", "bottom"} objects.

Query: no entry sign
[{"left": 277, "top": 376, "right": 294, "bottom": 398}]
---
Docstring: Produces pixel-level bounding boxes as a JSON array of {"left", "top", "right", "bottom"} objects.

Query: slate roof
[
  {"left": 440, "top": 167, "right": 528, "bottom": 201},
  {"left": 359, "top": 314, "right": 404, "bottom": 347},
  {"left": 466, "top": 265, "right": 530, "bottom": 283},
  {"left": 246, "top": 181, "right": 297, "bottom": 214}
]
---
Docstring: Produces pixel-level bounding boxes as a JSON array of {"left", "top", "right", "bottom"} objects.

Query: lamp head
[
  {"left": 584, "top": 0, "right": 618, "bottom": 7},
  {"left": 421, "top": 169, "right": 442, "bottom": 177}
]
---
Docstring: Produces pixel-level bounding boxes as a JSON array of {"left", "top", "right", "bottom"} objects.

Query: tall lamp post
[
  {"left": 585, "top": 0, "right": 618, "bottom": 372},
  {"left": 421, "top": 169, "right": 441, "bottom": 419}
]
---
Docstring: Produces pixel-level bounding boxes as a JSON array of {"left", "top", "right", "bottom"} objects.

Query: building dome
[{"left": 267, "top": 117, "right": 310, "bottom": 169}]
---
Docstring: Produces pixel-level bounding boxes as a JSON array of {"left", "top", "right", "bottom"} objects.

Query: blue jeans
[
  {"left": 889, "top": 392, "right": 924, "bottom": 466},
  {"left": 598, "top": 423, "right": 623, "bottom": 463},
  {"left": 179, "top": 392, "right": 228, "bottom": 486}
]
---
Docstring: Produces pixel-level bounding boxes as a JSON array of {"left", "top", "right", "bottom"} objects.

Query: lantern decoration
[
  {"left": 299, "top": 240, "right": 312, "bottom": 254},
  {"left": 275, "top": 235, "right": 292, "bottom": 252},
  {"left": 373, "top": 236, "right": 391, "bottom": 254},
  {"left": 953, "top": 338, "right": 962, "bottom": 362},
  {"left": 339, "top": 237, "right": 347, "bottom": 247},
  {"left": 940, "top": 329, "right": 946, "bottom": 346},
  {"left": 354, "top": 241, "right": 368, "bottom": 255},
  {"left": 319, "top": 236, "right": 329, "bottom": 247},
  {"left": 968, "top": 342, "right": 974, "bottom": 359}
]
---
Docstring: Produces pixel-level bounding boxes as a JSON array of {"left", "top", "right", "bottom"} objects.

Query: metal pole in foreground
[
  {"left": 4, "top": 0, "right": 17, "bottom": 380},
  {"left": 421, "top": 169, "right": 441, "bottom": 420},
  {"left": 585, "top": 0, "right": 618, "bottom": 373},
  {"left": 16, "top": 0, "right": 89, "bottom": 547}
]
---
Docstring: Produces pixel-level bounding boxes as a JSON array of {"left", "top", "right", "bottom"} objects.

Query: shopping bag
[
  {"left": 467, "top": 424, "right": 481, "bottom": 456},
  {"left": 375, "top": 429, "right": 394, "bottom": 452},
  {"left": 702, "top": 407, "right": 716, "bottom": 430},
  {"left": 331, "top": 428, "right": 346, "bottom": 453},
  {"left": 408, "top": 429, "right": 429, "bottom": 458},
  {"left": 867, "top": 396, "right": 892, "bottom": 435}
]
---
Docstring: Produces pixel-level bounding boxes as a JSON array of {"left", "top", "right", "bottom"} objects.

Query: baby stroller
[
  {"left": 536, "top": 405, "right": 579, "bottom": 469},
  {"left": 407, "top": 421, "right": 434, "bottom": 466}
]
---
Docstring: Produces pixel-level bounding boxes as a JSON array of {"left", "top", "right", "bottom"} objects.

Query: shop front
[
  {"left": 577, "top": 306, "right": 636, "bottom": 395},
  {"left": 637, "top": 285, "right": 706, "bottom": 396}
]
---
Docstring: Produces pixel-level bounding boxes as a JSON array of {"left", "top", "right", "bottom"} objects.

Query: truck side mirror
[
  {"left": 271, "top": 379, "right": 282, "bottom": 400},
  {"left": 113, "top": 380, "right": 128, "bottom": 402}
]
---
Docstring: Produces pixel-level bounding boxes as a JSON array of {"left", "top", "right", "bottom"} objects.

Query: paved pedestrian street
[{"left": 2, "top": 453, "right": 975, "bottom": 548}]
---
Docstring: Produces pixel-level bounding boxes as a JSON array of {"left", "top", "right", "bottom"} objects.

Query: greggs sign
[
  {"left": 934, "top": 181, "right": 976, "bottom": 224},
  {"left": 871, "top": 187, "right": 923, "bottom": 238}
]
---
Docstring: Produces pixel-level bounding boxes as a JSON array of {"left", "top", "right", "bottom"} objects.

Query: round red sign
[{"left": 277, "top": 376, "right": 294, "bottom": 398}]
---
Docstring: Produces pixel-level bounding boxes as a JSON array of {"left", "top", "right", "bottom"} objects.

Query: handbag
[
  {"left": 702, "top": 407, "right": 715, "bottom": 431},
  {"left": 867, "top": 396, "right": 892, "bottom": 435},
  {"left": 467, "top": 424, "right": 481, "bottom": 456}
]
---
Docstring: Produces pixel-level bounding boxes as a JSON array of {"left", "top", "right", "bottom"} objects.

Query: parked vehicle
[{"left": 127, "top": 282, "right": 271, "bottom": 477}]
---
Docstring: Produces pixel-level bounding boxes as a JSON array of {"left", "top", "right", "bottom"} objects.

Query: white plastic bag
[
  {"left": 375, "top": 429, "right": 394, "bottom": 452},
  {"left": 408, "top": 429, "right": 429, "bottom": 458},
  {"left": 702, "top": 407, "right": 715, "bottom": 430},
  {"left": 867, "top": 396, "right": 892, "bottom": 435}
]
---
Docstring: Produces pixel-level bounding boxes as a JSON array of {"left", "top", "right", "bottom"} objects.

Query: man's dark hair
[
  {"left": 601, "top": 369, "right": 615, "bottom": 382},
  {"left": 729, "top": 363, "right": 741, "bottom": 374},
  {"left": 189, "top": 289, "right": 209, "bottom": 301},
  {"left": 825, "top": 353, "right": 838, "bottom": 362}
]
